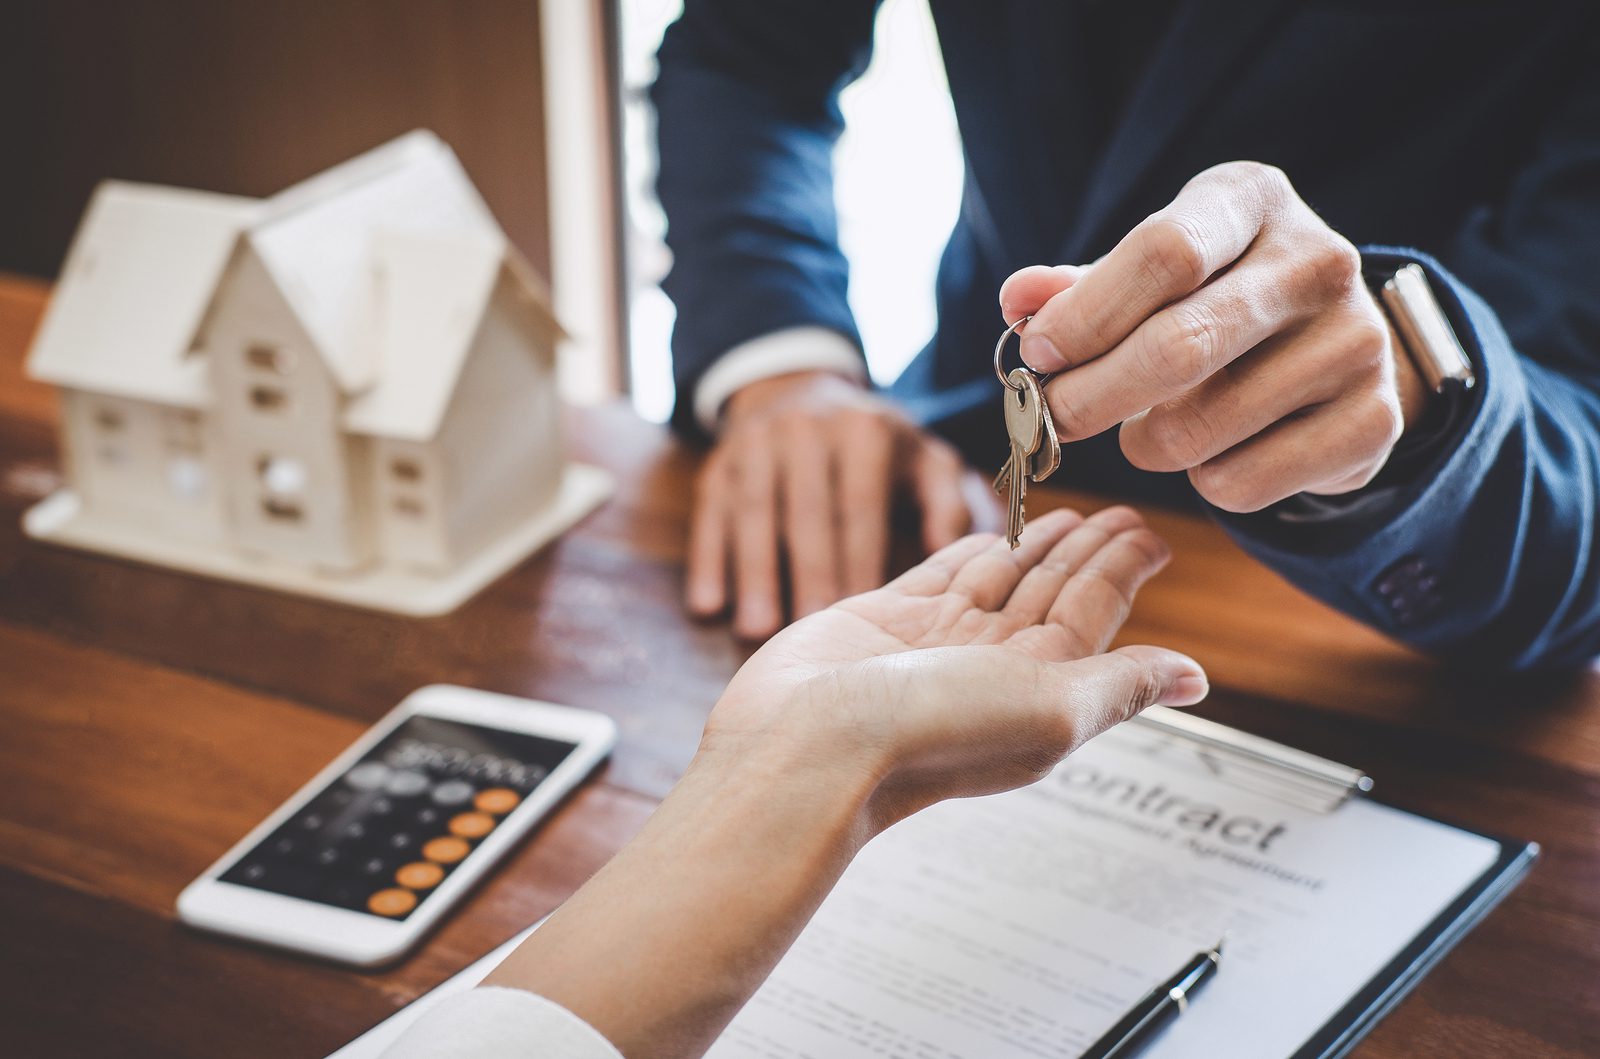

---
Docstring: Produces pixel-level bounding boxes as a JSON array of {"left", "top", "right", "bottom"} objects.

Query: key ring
[{"left": 994, "top": 316, "right": 1033, "bottom": 391}]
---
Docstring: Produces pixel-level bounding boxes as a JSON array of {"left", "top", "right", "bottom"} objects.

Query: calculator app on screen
[{"left": 220, "top": 716, "right": 578, "bottom": 919}]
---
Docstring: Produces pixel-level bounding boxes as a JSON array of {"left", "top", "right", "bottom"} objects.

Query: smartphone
[{"left": 177, "top": 685, "right": 617, "bottom": 966}]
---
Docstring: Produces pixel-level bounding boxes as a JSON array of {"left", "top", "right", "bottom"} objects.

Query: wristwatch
[{"left": 1375, "top": 262, "right": 1476, "bottom": 397}]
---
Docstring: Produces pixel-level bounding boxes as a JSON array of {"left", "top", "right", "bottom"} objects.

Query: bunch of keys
[{"left": 992, "top": 316, "right": 1061, "bottom": 548}]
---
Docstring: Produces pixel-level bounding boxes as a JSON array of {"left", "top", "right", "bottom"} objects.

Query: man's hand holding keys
[{"left": 1003, "top": 161, "right": 1430, "bottom": 515}]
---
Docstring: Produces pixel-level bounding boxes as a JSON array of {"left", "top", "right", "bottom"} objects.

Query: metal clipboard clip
[{"left": 1117, "top": 706, "right": 1373, "bottom": 813}]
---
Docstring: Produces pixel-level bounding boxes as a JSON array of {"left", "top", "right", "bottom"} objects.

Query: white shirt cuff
[
  {"left": 692, "top": 326, "right": 867, "bottom": 433},
  {"left": 377, "top": 986, "right": 624, "bottom": 1059}
]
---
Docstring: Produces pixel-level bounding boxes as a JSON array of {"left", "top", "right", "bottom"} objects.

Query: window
[
  {"left": 166, "top": 455, "right": 207, "bottom": 500},
  {"left": 619, "top": 0, "right": 962, "bottom": 421},
  {"left": 163, "top": 409, "right": 202, "bottom": 451},
  {"left": 246, "top": 343, "right": 293, "bottom": 374},
  {"left": 257, "top": 455, "right": 307, "bottom": 494},
  {"left": 256, "top": 455, "right": 307, "bottom": 523},
  {"left": 393, "top": 496, "right": 425, "bottom": 517},
  {"left": 390, "top": 458, "right": 423, "bottom": 482},
  {"left": 249, "top": 385, "right": 288, "bottom": 412},
  {"left": 261, "top": 496, "right": 304, "bottom": 522},
  {"left": 94, "top": 406, "right": 125, "bottom": 431}
]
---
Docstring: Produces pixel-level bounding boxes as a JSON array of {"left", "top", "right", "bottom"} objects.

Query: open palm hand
[{"left": 704, "top": 506, "right": 1208, "bottom": 831}]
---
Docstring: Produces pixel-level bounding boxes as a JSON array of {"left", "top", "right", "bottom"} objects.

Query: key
[
  {"left": 994, "top": 368, "right": 1044, "bottom": 548},
  {"left": 1031, "top": 378, "right": 1061, "bottom": 483},
  {"left": 985, "top": 382, "right": 1024, "bottom": 543}
]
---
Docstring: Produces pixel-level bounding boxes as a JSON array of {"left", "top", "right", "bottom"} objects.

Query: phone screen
[{"left": 219, "top": 716, "right": 579, "bottom": 920}]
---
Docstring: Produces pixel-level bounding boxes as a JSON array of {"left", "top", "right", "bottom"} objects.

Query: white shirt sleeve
[
  {"left": 692, "top": 326, "right": 867, "bottom": 433},
  {"left": 378, "top": 986, "right": 624, "bottom": 1059}
]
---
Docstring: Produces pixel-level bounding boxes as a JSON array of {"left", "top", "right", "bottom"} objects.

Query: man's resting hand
[{"left": 687, "top": 369, "right": 999, "bottom": 639}]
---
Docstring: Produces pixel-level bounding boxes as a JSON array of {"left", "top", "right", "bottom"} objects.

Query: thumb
[
  {"left": 999, "top": 264, "right": 1086, "bottom": 326},
  {"left": 1052, "top": 645, "right": 1208, "bottom": 744}
]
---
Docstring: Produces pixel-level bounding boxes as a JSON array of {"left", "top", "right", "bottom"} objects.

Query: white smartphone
[{"left": 178, "top": 685, "right": 617, "bottom": 966}]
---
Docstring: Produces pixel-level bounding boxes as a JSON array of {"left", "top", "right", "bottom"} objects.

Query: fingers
[
  {"left": 778, "top": 416, "right": 840, "bottom": 618},
  {"left": 910, "top": 437, "right": 972, "bottom": 552},
  {"left": 1050, "top": 645, "right": 1209, "bottom": 747},
  {"left": 836, "top": 412, "right": 894, "bottom": 597},
  {"left": 1000, "top": 508, "right": 1170, "bottom": 661},
  {"left": 1020, "top": 163, "right": 1288, "bottom": 376},
  {"left": 685, "top": 453, "right": 732, "bottom": 617},
  {"left": 731, "top": 437, "right": 783, "bottom": 639},
  {"left": 1038, "top": 259, "right": 1296, "bottom": 443},
  {"left": 999, "top": 506, "right": 1141, "bottom": 623},
  {"left": 1187, "top": 390, "right": 1401, "bottom": 512},
  {"left": 888, "top": 504, "right": 1165, "bottom": 631},
  {"left": 998, "top": 264, "right": 1085, "bottom": 325},
  {"left": 884, "top": 531, "right": 1001, "bottom": 597},
  {"left": 1041, "top": 525, "right": 1169, "bottom": 656},
  {"left": 1117, "top": 319, "right": 1348, "bottom": 474},
  {"left": 944, "top": 508, "right": 1082, "bottom": 611}
]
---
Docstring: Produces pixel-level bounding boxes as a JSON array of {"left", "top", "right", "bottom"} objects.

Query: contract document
[
  {"left": 706, "top": 720, "right": 1529, "bottom": 1059},
  {"left": 334, "top": 716, "right": 1532, "bottom": 1059}
]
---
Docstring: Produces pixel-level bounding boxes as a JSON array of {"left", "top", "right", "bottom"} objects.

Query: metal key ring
[{"left": 994, "top": 315, "right": 1033, "bottom": 391}]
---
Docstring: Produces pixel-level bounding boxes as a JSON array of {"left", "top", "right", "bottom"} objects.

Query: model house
[{"left": 23, "top": 131, "right": 609, "bottom": 615}]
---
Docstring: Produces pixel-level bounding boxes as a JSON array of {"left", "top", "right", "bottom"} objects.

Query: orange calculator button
[
  {"left": 367, "top": 888, "right": 417, "bottom": 917},
  {"left": 449, "top": 812, "right": 495, "bottom": 839},
  {"left": 422, "top": 836, "right": 471, "bottom": 864},
  {"left": 396, "top": 861, "right": 445, "bottom": 890},
  {"left": 474, "top": 788, "right": 521, "bottom": 814}
]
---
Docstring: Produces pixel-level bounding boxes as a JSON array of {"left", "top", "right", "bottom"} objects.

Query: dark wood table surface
[{"left": 1, "top": 273, "right": 1596, "bottom": 1058}]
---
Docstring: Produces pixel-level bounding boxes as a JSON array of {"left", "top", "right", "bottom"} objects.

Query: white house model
[{"left": 23, "top": 131, "right": 610, "bottom": 615}]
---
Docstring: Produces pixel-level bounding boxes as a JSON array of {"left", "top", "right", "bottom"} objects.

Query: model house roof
[
  {"left": 343, "top": 228, "right": 507, "bottom": 441},
  {"left": 27, "top": 182, "right": 262, "bottom": 407},
  {"left": 28, "top": 130, "right": 559, "bottom": 438},
  {"left": 246, "top": 130, "right": 504, "bottom": 396}
]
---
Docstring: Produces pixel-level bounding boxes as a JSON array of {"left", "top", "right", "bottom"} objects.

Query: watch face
[{"left": 219, "top": 717, "right": 579, "bottom": 919}]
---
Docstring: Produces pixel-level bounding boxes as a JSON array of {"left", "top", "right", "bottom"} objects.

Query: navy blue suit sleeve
[
  {"left": 651, "top": 0, "right": 879, "bottom": 437},
  {"left": 1220, "top": 56, "right": 1600, "bottom": 671}
]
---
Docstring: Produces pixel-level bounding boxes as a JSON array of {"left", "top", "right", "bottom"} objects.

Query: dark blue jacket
[{"left": 653, "top": 0, "right": 1600, "bottom": 670}]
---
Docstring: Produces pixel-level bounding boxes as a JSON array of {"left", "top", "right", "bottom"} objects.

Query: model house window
[
  {"left": 245, "top": 343, "right": 293, "bottom": 374},
  {"left": 390, "top": 458, "right": 422, "bottom": 482},
  {"left": 257, "top": 455, "right": 306, "bottom": 492},
  {"left": 92, "top": 405, "right": 128, "bottom": 465},
  {"left": 393, "top": 496, "right": 424, "bottom": 517},
  {"left": 166, "top": 454, "right": 208, "bottom": 500},
  {"left": 249, "top": 384, "right": 288, "bottom": 412},
  {"left": 257, "top": 455, "right": 307, "bottom": 523},
  {"left": 261, "top": 496, "right": 304, "bottom": 521},
  {"left": 163, "top": 409, "right": 202, "bottom": 451}
]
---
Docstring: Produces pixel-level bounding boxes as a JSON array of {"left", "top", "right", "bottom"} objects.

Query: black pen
[{"left": 1080, "top": 936, "right": 1225, "bottom": 1059}]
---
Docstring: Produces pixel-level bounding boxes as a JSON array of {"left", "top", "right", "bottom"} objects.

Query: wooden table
[{"left": 1, "top": 273, "right": 1596, "bottom": 1058}]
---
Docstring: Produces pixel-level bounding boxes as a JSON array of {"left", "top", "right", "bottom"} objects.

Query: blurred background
[{"left": 0, "top": 0, "right": 964, "bottom": 424}]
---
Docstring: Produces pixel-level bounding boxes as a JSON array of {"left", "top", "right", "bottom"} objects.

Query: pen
[{"left": 1080, "top": 936, "right": 1224, "bottom": 1059}]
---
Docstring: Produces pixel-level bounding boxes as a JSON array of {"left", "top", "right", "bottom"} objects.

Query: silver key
[
  {"left": 1032, "top": 380, "right": 1061, "bottom": 482},
  {"left": 994, "top": 368, "right": 1044, "bottom": 548}
]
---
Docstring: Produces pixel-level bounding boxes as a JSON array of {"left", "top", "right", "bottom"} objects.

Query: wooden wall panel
[{"left": 0, "top": 0, "right": 551, "bottom": 280}]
